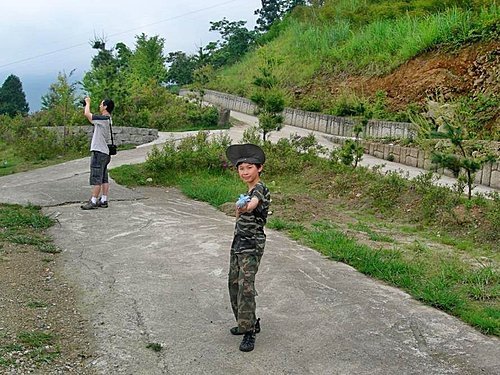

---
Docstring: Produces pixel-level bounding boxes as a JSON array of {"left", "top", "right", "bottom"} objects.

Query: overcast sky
[{"left": 0, "top": 0, "right": 261, "bottom": 111}]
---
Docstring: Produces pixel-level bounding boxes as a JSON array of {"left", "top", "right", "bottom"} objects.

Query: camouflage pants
[{"left": 228, "top": 252, "right": 262, "bottom": 333}]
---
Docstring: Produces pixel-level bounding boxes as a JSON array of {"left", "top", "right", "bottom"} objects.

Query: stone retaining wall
[
  {"left": 181, "top": 89, "right": 498, "bottom": 189},
  {"left": 327, "top": 135, "right": 500, "bottom": 189},
  {"left": 49, "top": 126, "right": 158, "bottom": 146},
  {"left": 180, "top": 89, "right": 416, "bottom": 139}
]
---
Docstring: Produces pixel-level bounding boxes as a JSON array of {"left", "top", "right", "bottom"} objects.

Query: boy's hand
[{"left": 236, "top": 194, "right": 251, "bottom": 209}]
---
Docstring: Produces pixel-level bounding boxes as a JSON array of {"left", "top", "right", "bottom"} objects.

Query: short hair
[{"left": 103, "top": 99, "right": 114, "bottom": 113}]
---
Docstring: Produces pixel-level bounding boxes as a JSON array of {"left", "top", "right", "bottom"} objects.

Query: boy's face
[{"left": 237, "top": 163, "right": 262, "bottom": 184}]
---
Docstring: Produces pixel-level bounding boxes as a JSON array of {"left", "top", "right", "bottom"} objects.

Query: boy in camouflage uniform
[{"left": 226, "top": 144, "right": 270, "bottom": 352}]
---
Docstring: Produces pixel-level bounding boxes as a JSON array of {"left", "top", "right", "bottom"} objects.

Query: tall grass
[{"left": 212, "top": 4, "right": 499, "bottom": 95}]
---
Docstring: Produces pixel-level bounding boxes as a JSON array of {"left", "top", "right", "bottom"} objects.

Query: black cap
[{"left": 226, "top": 144, "right": 266, "bottom": 167}]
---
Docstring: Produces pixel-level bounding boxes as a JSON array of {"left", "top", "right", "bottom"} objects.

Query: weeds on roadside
[
  {"left": 0, "top": 204, "right": 58, "bottom": 253},
  {"left": 0, "top": 332, "right": 60, "bottom": 367}
]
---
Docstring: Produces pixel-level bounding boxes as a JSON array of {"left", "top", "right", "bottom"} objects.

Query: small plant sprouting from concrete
[{"left": 146, "top": 342, "right": 163, "bottom": 352}]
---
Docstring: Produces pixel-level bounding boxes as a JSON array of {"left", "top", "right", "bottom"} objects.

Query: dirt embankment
[{"left": 304, "top": 41, "right": 499, "bottom": 129}]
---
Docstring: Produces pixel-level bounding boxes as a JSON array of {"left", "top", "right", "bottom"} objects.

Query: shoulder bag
[{"left": 108, "top": 117, "right": 117, "bottom": 155}]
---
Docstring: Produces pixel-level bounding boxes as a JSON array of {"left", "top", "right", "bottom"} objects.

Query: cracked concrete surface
[
  {"left": 0, "top": 117, "right": 499, "bottom": 374},
  {"left": 43, "top": 188, "right": 499, "bottom": 374}
]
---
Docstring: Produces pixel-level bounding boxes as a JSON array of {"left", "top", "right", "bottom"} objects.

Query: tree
[
  {"left": 128, "top": 34, "right": 168, "bottom": 88},
  {"left": 250, "top": 56, "right": 285, "bottom": 141},
  {"left": 166, "top": 51, "right": 197, "bottom": 85},
  {"left": 40, "top": 70, "right": 81, "bottom": 128},
  {"left": 0, "top": 74, "right": 29, "bottom": 117},
  {"left": 208, "top": 18, "right": 257, "bottom": 67},
  {"left": 333, "top": 117, "right": 366, "bottom": 168},
  {"left": 82, "top": 34, "right": 168, "bottom": 115},
  {"left": 81, "top": 38, "right": 129, "bottom": 109},
  {"left": 412, "top": 100, "right": 496, "bottom": 199},
  {"left": 254, "top": 0, "right": 307, "bottom": 31},
  {"left": 191, "top": 65, "right": 215, "bottom": 107}
]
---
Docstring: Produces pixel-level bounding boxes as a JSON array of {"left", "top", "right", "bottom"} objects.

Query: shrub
[
  {"left": 145, "top": 131, "right": 232, "bottom": 174},
  {"left": 115, "top": 85, "right": 219, "bottom": 131}
]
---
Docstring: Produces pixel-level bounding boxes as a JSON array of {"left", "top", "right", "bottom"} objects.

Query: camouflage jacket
[{"left": 231, "top": 181, "right": 270, "bottom": 255}]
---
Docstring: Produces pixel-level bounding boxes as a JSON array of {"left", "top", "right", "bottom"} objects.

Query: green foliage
[
  {"left": 332, "top": 139, "right": 364, "bottom": 167},
  {"left": 40, "top": 70, "right": 81, "bottom": 126},
  {"left": 260, "top": 133, "right": 327, "bottom": 175},
  {"left": 81, "top": 35, "right": 219, "bottom": 130},
  {"left": 145, "top": 131, "right": 232, "bottom": 174},
  {"left": 457, "top": 93, "right": 500, "bottom": 140},
  {"left": 210, "top": 2, "right": 498, "bottom": 131},
  {"left": 484, "top": 193, "right": 500, "bottom": 242},
  {"left": 16, "top": 331, "right": 59, "bottom": 364},
  {"left": 330, "top": 117, "right": 366, "bottom": 168},
  {"left": 250, "top": 56, "right": 286, "bottom": 141},
  {"left": 242, "top": 126, "right": 264, "bottom": 145},
  {"left": 255, "top": 0, "right": 308, "bottom": 32},
  {"left": 82, "top": 34, "right": 168, "bottom": 116},
  {"left": 412, "top": 99, "right": 498, "bottom": 199},
  {"left": 309, "top": 0, "right": 495, "bottom": 26},
  {"left": 410, "top": 172, "right": 460, "bottom": 223},
  {"left": 0, "top": 204, "right": 59, "bottom": 254},
  {"left": 166, "top": 51, "right": 197, "bottom": 85},
  {"left": 368, "top": 171, "right": 408, "bottom": 212},
  {"left": 191, "top": 65, "right": 216, "bottom": 107},
  {"left": 119, "top": 85, "right": 218, "bottom": 131},
  {"left": 108, "top": 164, "right": 151, "bottom": 187},
  {"left": 0, "top": 113, "right": 88, "bottom": 165},
  {"left": 208, "top": 19, "right": 257, "bottom": 67},
  {"left": 19, "top": 125, "right": 87, "bottom": 161},
  {"left": 0, "top": 204, "right": 53, "bottom": 229},
  {"left": 128, "top": 34, "right": 168, "bottom": 88},
  {"left": 296, "top": 97, "right": 323, "bottom": 112},
  {"left": 81, "top": 41, "right": 129, "bottom": 110},
  {"left": 348, "top": 222, "right": 395, "bottom": 242},
  {"left": 178, "top": 171, "right": 241, "bottom": 207},
  {"left": 0, "top": 75, "right": 29, "bottom": 117},
  {"left": 146, "top": 343, "right": 163, "bottom": 352}
]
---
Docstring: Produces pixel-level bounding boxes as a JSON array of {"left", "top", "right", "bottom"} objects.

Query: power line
[{"left": 0, "top": 0, "right": 245, "bottom": 70}]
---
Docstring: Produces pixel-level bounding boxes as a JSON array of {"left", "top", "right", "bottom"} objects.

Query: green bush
[
  {"left": 145, "top": 131, "right": 232, "bottom": 174},
  {"left": 367, "top": 171, "right": 407, "bottom": 213},
  {"left": 116, "top": 86, "right": 219, "bottom": 131},
  {"left": 28, "top": 107, "right": 82, "bottom": 127},
  {"left": 297, "top": 97, "right": 323, "bottom": 112},
  {"left": 484, "top": 192, "right": 500, "bottom": 242},
  {"left": 1, "top": 112, "right": 88, "bottom": 163}
]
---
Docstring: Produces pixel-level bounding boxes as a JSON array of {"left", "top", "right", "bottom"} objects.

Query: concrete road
[{"left": 0, "top": 118, "right": 498, "bottom": 374}]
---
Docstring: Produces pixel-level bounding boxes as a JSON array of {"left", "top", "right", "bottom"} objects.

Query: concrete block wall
[
  {"left": 328, "top": 135, "right": 499, "bottom": 189},
  {"left": 180, "top": 89, "right": 416, "bottom": 139},
  {"left": 49, "top": 126, "right": 158, "bottom": 146},
  {"left": 181, "top": 89, "right": 498, "bottom": 189}
]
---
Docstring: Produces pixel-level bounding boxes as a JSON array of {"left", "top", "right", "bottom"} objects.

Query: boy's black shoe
[
  {"left": 230, "top": 318, "right": 260, "bottom": 335},
  {"left": 81, "top": 200, "right": 98, "bottom": 210},
  {"left": 239, "top": 331, "right": 256, "bottom": 352},
  {"left": 97, "top": 200, "right": 108, "bottom": 208}
]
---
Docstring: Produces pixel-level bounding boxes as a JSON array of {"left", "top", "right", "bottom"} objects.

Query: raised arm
[{"left": 84, "top": 97, "right": 93, "bottom": 123}]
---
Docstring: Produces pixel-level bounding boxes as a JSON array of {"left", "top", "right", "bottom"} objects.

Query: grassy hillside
[{"left": 207, "top": 0, "right": 499, "bottom": 136}]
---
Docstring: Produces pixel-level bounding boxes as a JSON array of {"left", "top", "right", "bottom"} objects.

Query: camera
[{"left": 80, "top": 99, "right": 87, "bottom": 106}]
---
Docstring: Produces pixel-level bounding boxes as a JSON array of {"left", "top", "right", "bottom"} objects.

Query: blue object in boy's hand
[{"left": 236, "top": 194, "right": 251, "bottom": 208}]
